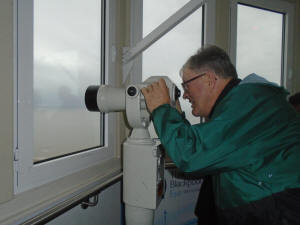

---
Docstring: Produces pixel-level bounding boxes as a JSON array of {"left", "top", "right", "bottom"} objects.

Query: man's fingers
[
  {"left": 158, "top": 78, "right": 167, "bottom": 89},
  {"left": 141, "top": 87, "right": 149, "bottom": 96},
  {"left": 140, "top": 79, "right": 171, "bottom": 113},
  {"left": 141, "top": 83, "right": 156, "bottom": 95},
  {"left": 152, "top": 81, "right": 159, "bottom": 89}
]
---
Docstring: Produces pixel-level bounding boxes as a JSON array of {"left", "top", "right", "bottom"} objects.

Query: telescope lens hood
[{"left": 85, "top": 85, "right": 100, "bottom": 112}]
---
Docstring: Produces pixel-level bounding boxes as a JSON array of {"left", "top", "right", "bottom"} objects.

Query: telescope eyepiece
[{"left": 175, "top": 86, "right": 181, "bottom": 100}]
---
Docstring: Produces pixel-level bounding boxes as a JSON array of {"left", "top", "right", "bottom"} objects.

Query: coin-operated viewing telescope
[{"left": 85, "top": 76, "right": 180, "bottom": 225}]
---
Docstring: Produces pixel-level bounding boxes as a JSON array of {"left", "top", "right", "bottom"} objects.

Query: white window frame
[
  {"left": 15, "top": 0, "right": 119, "bottom": 193},
  {"left": 229, "top": 0, "right": 294, "bottom": 89},
  {"left": 124, "top": 0, "right": 216, "bottom": 84}
]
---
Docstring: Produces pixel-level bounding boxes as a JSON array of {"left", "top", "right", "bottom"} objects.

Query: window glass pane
[
  {"left": 143, "top": 0, "right": 190, "bottom": 37},
  {"left": 34, "top": 0, "right": 102, "bottom": 162},
  {"left": 236, "top": 4, "right": 283, "bottom": 84},
  {"left": 143, "top": 2, "right": 203, "bottom": 126}
]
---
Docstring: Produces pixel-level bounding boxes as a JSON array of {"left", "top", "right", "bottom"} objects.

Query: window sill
[{"left": 0, "top": 157, "right": 122, "bottom": 225}]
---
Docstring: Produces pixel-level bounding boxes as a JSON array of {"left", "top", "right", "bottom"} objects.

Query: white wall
[
  {"left": 0, "top": 0, "right": 14, "bottom": 204},
  {"left": 46, "top": 182, "right": 122, "bottom": 225}
]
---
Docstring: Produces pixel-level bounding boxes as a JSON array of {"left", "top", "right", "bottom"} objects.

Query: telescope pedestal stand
[{"left": 123, "top": 128, "right": 160, "bottom": 225}]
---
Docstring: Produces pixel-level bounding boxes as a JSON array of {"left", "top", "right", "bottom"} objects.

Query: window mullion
[
  {"left": 16, "top": 0, "right": 35, "bottom": 192},
  {"left": 282, "top": 8, "right": 294, "bottom": 90},
  {"left": 229, "top": 0, "right": 238, "bottom": 66},
  {"left": 203, "top": 0, "right": 216, "bottom": 46}
]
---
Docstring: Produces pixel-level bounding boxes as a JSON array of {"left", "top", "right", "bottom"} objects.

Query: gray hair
[{"left": 180, "top": 45, "right": 238, "bottom": 79}]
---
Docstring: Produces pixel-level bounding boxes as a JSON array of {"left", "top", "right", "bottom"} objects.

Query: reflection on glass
[
  {"left": 236, "top": 4, "right": 283, "bottom": 84},
  {"left": 34, "top": 0, "right": 102, "bottom": 162},
  {"left": 143, "top": 1, "right": 203, "bottom": 129}
]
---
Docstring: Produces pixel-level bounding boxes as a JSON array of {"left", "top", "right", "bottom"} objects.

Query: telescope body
[
  {"left": 85, "top": 76, "right": 180, "bottom": 129},
  {"left": 84, "top": 76, "right": 180, "bottom": 225}
]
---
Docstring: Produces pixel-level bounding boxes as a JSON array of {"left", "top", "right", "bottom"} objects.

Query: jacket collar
[{"left": 209, "top": 78, "right": 241, "bottom": 118}]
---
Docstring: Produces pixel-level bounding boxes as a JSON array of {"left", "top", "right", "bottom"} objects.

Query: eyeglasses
[{"left": 181, "top": 72, "right": 206, "bottom": 91}]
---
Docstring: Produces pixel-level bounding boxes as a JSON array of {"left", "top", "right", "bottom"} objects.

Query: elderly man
[{"left": 141, "top": 45, "right": 300, "bottom": 225}]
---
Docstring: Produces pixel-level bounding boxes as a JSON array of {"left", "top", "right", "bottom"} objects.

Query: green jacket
[{"left": 152, "top": 78, "right": 300, "bottom": 211}]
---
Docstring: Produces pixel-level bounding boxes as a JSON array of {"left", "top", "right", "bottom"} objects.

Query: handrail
[
  {"left": 21, "top": 173, "right": 123, "bottom": 225},
  {"left": 21, "top": 161, "right": 177, "bottom": 224}
]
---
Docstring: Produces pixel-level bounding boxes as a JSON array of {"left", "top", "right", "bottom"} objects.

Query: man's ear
[{"left": 207, "top": 72, "right": 217, "bottom": 89}]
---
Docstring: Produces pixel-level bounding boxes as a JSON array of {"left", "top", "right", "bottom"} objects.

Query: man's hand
[
  {"left": 141, "top": 78, "right": 171, "bottom": 113},
  {"left": 175, "top": 99, "right": 183, "bottom": 114}
]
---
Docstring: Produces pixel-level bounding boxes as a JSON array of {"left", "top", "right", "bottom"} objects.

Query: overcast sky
[{"left": 34, "top": 0, "right": 101, "bottom": 108}]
